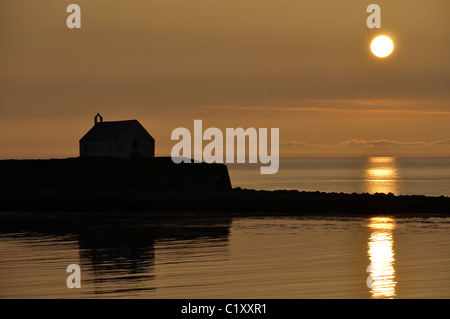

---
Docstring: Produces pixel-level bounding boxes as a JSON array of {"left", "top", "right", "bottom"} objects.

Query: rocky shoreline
[{"left": 1, "top": 187, "right": 449, "bottom": 216}]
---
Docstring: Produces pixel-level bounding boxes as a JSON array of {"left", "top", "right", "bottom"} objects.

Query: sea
[
  {"left": 0, "top": 157, "right": 450, "bottom": 299},
  {"left": 228, "top": 157, "right": 450, "bottom": 197}
]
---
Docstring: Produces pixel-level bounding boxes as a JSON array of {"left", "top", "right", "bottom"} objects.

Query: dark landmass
[
  {"left": 1, "top": 187, "right": 449, "bottom": 217},
  {"left": 0, "top": 157, "right": 231, "bottom": 192},
  {"left": 0, "top": 158, "right": 449, "bottom": 217}
]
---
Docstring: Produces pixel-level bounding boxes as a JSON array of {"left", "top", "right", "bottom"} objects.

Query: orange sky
[{"left": 1, "top": 0, "right": 449, "bottom": 158}]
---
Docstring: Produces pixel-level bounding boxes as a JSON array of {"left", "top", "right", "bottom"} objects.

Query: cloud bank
[{"left": 281, "top": 138, "right": 450, "bottom": 157}]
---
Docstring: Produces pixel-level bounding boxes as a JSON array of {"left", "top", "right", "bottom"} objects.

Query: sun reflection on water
[
  {"left": 367, "top": 217, "right": 396, "bottom": 298},
  {"left": 364, "top": 157, "right": 398, "bottom": 194}
]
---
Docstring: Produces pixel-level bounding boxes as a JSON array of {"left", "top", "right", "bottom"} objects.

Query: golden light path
[
  {"left": 364, "top": 157, "right": 398, "bottom": 195},
  {"left": 367, "top": 217, "right": 397, "bottom": 298}
]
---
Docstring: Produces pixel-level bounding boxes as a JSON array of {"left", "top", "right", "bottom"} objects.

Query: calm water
[
  {"left": 228, "top": 157, "right": 450, "bottom": 196},
  {"left": 1, "top": 157, "right": 449, "bottom": 299},
  {"left": 1, "top": 213, "right": 450, "bottom": 299}
]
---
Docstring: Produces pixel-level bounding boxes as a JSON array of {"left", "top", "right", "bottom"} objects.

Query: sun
[{"left": 370, "top": 35, "right": 394, "bottom": 58}]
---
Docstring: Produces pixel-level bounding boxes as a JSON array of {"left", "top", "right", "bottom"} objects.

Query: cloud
[
  {"left": 205, "top": 105, "right": 450, "bottom": 116},
  {"left": 280, "top": 138, "right": 450, "bottom": 157},
  {"left": 282, "top": 138, "right": 450, "bottom": 148},
  {"left": 337, "top": 139, "right": 429, "bottom": 148},
  {"left": 432, "top": 139, "right": 450, "bottom": 146}
]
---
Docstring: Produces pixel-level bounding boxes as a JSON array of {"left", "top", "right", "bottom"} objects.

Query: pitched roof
[{"left": 79, "top": 120, "right": 154, "bottom": 142}]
